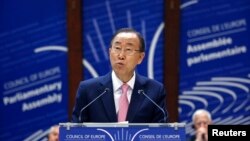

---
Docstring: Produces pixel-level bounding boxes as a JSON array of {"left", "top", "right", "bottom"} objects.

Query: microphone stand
[
  {"left": 138, "top": 90, "right": 167, "bottom": 123},
  {"left": 79, "top": 88, "right": 109, "bottom": 122}
]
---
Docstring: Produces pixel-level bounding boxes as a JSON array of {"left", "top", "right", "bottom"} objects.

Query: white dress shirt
[{"left": 111, "top": 71, "right": 136, "bottom": 113}]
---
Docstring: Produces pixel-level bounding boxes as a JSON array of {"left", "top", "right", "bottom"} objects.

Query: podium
[{"left": 59, "top": 123, "right": 186, "bottom": 141}]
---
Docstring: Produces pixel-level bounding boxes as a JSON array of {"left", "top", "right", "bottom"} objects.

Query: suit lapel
[
  {"left": 99, "top": 73, "right": 117, "bottom": 122},
  {"left": 126, "top": 74, "right": 146, "bottom": 122}
]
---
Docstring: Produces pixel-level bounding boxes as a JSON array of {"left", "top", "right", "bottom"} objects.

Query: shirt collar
[{"left": 111, "top": 71, "right": 136, "bottom": 91}]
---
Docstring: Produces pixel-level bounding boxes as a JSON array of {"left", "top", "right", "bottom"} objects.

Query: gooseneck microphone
[
  {"left": 79, "top": 88, "right": 109, "bottom": 122},
  {"left": 138, "top": 90, "right": 167, "bottom": 123}
]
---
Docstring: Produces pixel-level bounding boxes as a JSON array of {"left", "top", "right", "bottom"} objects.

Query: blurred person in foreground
[
  {"left": 72, "top": 28, "right": 167, "bottom": 123},
  {"left": 48, "top": 125, "right": 59, "bottom": 141},
  {"left": 190, "top": 109, "right": 212, "bottom": 141}
]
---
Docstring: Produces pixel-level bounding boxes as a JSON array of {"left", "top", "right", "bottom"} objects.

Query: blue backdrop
[
  {"left": 0, "top": 0, "right": 68, "bottom": 140},
  {"left": 179, "top": 0, "right": 250, "bottom": 138}
]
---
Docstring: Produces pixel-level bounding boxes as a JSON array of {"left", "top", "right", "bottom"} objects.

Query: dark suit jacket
[
  {"left": 71, "top": 72, "right": 167, "bottom": 123},
  {"left": 188, "top": 135, "right": 196, "bottom": 141}
]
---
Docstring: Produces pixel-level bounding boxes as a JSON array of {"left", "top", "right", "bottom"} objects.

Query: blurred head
[
  {"left": 48, "top": 125, "right": 59, "bottom": 141},
  {"left": 109, "top": 28, "right": 145, "bottom": 82},
  {"left": 192, "top": 109, "right": 212, "bottom": 131}
]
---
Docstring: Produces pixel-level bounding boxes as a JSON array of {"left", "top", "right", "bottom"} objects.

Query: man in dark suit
[{"left": 72, "top": 28, "right": 167, "bottom": 123}]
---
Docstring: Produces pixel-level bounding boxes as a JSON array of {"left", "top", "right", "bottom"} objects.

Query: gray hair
[
  {"left": 192, "top": 109, "right": 212, "bottom": 122},
  {"left": 49, "top": 125, "right": 59, "bottom": 133},
  {"left": 110, "top": 28, "right": 145, "bottom": 52}
]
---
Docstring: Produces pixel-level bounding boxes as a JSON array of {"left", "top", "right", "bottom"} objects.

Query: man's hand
[{"left": 195, "top": 127, "right": 208, "bottom": 141}]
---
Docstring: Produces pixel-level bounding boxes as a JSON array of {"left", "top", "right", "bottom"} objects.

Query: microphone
[
  {"left": 138, "top": 90, "right": 167, "bottom": 122},
  {"left": 79, "top": 88, "right": 109, "bottom": 122}
]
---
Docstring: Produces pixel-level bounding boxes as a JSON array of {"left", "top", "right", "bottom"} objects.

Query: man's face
[
  {"left": 48, "top": 126, "right": 59, "bottom": 141},
  {"left": 194, "top": 114, "right": 211, "bottom": 130},
  {"left": 109, "top": 32, "right": 145, "bottom": 79}
]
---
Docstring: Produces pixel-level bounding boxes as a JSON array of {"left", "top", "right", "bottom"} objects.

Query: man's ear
[
  {"left": 192, "top": 124, "right": 196, "bottom": 130},
  {"left": 137, "top": 52, "right": 145, "bottom": 64}
]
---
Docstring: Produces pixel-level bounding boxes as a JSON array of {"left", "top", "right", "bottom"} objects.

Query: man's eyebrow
[
  {"left": 113, "top": 41, "right": 121, "bottom": 45},
  {"left": 125, "top": 42, "right": 134, "bottom": 46},
  {"left": 113, "top": 42, "right": 134, "bottom": 47}
]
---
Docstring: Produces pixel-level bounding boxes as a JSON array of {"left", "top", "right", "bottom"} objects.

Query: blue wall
[
  {"left": 0, "top": 0, "right": 68, "bottom": 140},
  {"left": 179, "top": 0, "right": 250, "bottom": 138}
]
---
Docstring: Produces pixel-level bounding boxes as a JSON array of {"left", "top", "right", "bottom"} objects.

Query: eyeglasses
[{"left": 111, "top": 47, "right": 141, "bottom": 56}]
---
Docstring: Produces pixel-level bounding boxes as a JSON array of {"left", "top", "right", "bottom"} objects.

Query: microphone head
[
  {"left": 138, "top": 89, "right": 143, "bottom": 94},
  {"left": 104, "top": 88, "right": 110, "bottom": 92}
]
